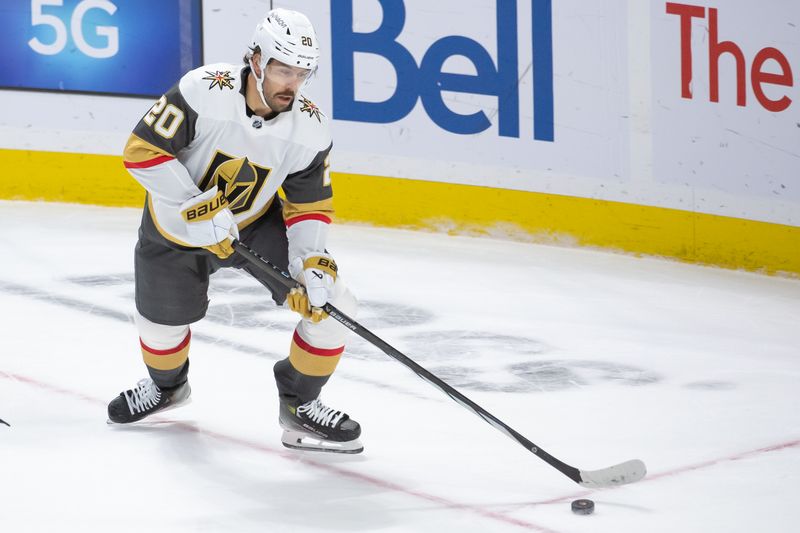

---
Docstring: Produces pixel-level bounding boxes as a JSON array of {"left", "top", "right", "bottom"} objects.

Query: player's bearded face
[{"left": 263, "top": 62, "right": 311, "bottom": 112}]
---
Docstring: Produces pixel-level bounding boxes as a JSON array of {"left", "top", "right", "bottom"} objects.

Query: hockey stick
[{"left": 233, "top": 240, "right": 646, "bottom": 488}]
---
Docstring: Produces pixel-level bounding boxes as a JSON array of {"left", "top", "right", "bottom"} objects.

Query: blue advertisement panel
[{"left": 0, "top": 0, "right": 203, "bottom": 97}]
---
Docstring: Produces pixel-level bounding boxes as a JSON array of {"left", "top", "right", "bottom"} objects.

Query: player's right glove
[
  {"left": 287, "top": 253, "right": 338, "bottom": 323},
  {"left": 179, "top": 186, "right": 239, "bottom": 259}
]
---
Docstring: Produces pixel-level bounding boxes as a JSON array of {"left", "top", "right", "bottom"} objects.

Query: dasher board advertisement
[{"left": 0, "top": 0, "right": 203, "bottom": 98}]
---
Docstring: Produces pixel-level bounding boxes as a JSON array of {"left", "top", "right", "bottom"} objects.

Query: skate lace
[
  {"left": 123, "top": 379, "right": 162, "bottom": 415},
  {"left": 297, "top": 399, "right": 344, "bottom": 428}
]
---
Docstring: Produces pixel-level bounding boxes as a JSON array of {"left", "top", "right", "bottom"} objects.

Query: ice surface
[{"left": 1, "top": 201, "right": 798, "bottom": 532}]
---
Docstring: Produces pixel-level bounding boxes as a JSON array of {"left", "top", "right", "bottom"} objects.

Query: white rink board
[
  {"left": 274, "top": 0, "right": 631, "bottom": 191},
  {"left": 651, "top": 0, "right": 800, "bottom": 223},
  {"left": 0, "top": 0, "right": 798, "bottom": 226}
]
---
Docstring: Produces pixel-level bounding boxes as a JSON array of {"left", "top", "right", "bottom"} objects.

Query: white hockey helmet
[{"left": 246, "top": 8, "right": 320, "bottom": 106}]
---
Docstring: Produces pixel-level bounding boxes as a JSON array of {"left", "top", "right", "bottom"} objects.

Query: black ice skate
[
  {"left": 107, "top": 378, "right": 191, "bottom": 424},
  {"left": 279, "top": 398, "right": 363, "bottom": 454}
]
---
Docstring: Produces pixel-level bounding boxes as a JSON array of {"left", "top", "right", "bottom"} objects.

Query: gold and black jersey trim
[
  {"left": 283, "top": 198, "right": 334, "bottom": 227},
  {"left": 281, "top": 144, "right": 333, "bottom": 205},
  {"left": 146, "top": 194, "right": 194, "bottom": 248},
  {"left": 123, "top": 134, "right": 175, "bottom": 169}
]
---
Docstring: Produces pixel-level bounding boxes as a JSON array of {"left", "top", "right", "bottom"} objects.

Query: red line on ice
[
  {"left": 0, "top": 370, "right": 560, "bottom": 533},
  {"left": 531, "top": 438, "right": 800, "bottom": 506}
]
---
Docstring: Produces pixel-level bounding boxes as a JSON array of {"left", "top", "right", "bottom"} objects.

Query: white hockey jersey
[{"left": 123, "top": 63, "right": 333, "bottom": 259}]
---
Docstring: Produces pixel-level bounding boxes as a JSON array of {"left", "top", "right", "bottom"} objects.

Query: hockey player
[{"left": 107, "top": 8, "right": 362, "bottom": 453}]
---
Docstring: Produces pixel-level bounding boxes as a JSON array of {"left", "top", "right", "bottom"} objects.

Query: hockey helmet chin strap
[{"left": 251, "top": 56, "right": 270, "bottom": 110}]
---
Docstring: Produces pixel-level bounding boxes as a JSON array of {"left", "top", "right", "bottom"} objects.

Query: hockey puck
[{"left": 571, "top": 499, "right": 594, "bottom": 515}]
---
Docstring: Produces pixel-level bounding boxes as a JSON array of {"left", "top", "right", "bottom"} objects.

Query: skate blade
[
  {"left": 106, "top": 397, "right": 193, "bottom": 425},
  {"left": 281, "top": 429, "right": 364, "bottom": 454}
]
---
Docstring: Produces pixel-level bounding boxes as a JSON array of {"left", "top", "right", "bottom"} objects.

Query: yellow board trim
[
  {"left": 331, "top": 173, "right": 800, "bottom": 277},
  {"left": 1, "top": 148, "right": 798, "bottom": 276},
  {"left": 1, "top": 149, "right": 146, "bottom": 207}
]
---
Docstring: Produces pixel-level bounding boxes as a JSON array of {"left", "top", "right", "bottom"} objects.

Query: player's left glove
[
  {"left": 179, "top": 186, "right": 239, "bottom": 259},
  {"left": 287, "top": 253, "right": 338, "bottom": 323}
]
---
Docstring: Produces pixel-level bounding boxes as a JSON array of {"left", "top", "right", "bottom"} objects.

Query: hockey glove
[
  {"left": 287, "top": 253, "right": 338, "bottom": 323},
  {"left": 179, "top": 186, "right": 239, "bottom": 259}
]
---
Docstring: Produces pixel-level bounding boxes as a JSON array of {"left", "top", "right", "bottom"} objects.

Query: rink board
[{"left": 2, "top": 147, "right": 797, "bottom": 276}]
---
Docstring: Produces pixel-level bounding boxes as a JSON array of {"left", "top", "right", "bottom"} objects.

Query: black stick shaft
[{"left": 233, "top": 240, "right": 583, "bottom": 484}]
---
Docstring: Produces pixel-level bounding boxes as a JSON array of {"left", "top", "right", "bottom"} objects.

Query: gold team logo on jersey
[
  {"left": 298, "top": 96, "right": 323, "bottom": 122},
  {"left": 198, "top": 151, "right": 272, "bottom": 214},
  {"left": 202, "top": 70, "right": 235, "bottom": 90}
]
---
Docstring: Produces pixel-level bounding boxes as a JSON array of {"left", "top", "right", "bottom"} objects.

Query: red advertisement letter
[
  {"left": 751, "top": 47, "right": 794, "bottom": 112},
  {"left": 709, "top": 8, "right": 746, "bottom": 106},
  {"left": 666, "top": 2, "right": 706, "bottom": 99}
]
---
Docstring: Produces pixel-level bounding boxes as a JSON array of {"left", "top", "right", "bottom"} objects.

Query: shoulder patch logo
[
  {"left": 299, "top": 96, "right": 323, "bottom": 122},
  {"left": 202, "top": 70, "right": 235, "bottom": 91}
]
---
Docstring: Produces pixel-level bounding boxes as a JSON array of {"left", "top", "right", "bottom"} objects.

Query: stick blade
[{"left": 578, "top": 459, "right": 646, "bottom": 488}]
